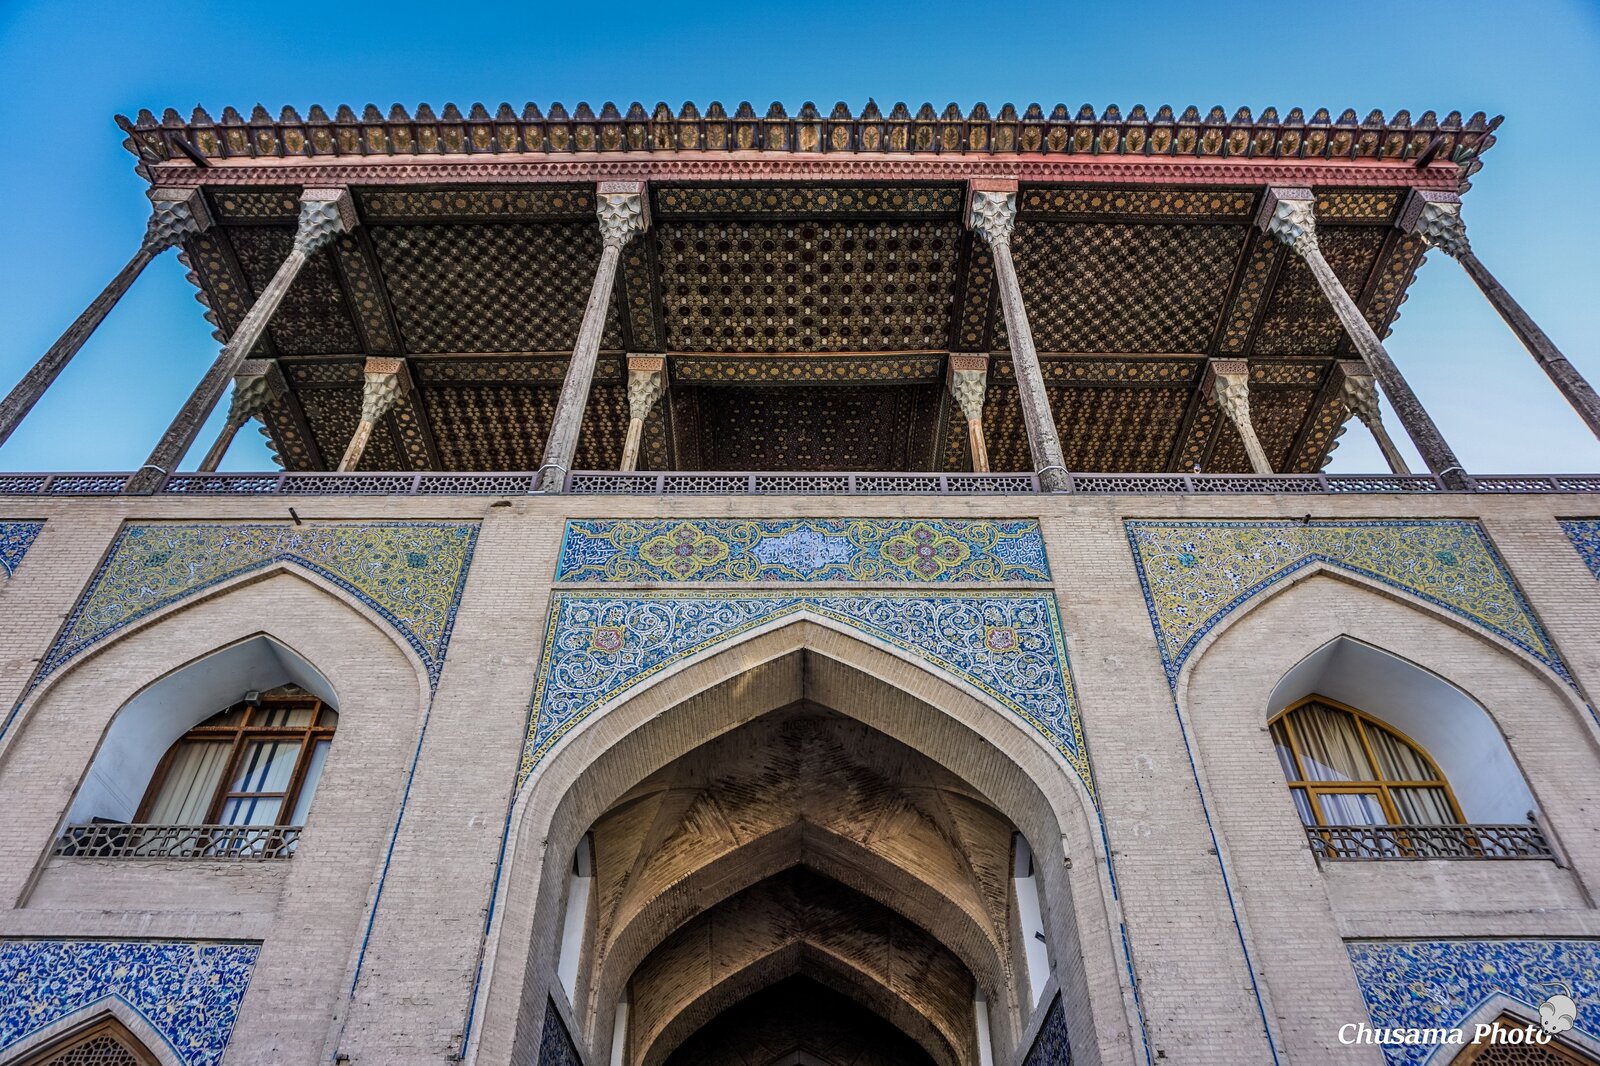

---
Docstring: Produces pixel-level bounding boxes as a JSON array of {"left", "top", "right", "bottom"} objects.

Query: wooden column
[
  {"left": 537, "top": 182, "right": 649, "bottom": 492},
  {"left": 1331, "top": 360, "right": 1410, "bottom": 475},
  {"left": 947, "top": 354, "right": 990, "bottom": 472},
  {"left": 338, "top": 358, "right": 409, "bottom": 471},
  {"left": 1404, "top": 189, "right": 1600, "bottom": 441},
  {"left": 1259, "top": 187, "right": 1471, "bottom": 489},
  {"left": 620, "top": 356, "right": 664, "bottom": 472},
  {"left": 0, "top": 189, "right": 210, "bottom": 448},
  {"left": 198, "top": 359, "right": 285, "bottom": 471},
  {"left": 126, "top": 188, "right": 355, "bottom": 493},
  {"left": 968, "top": 182, "right": 1069, "bottom": 491},
  {"left": 1203, "top": 359, "right": 1273, "bottom": 475}
]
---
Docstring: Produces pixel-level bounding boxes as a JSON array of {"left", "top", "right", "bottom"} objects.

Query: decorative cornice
[
  {"left": 141, "top": 153, "right": 1469, "bottom": 191},
  {"left": 118, "top": 102, "right": 1498, "bottom": 191}
]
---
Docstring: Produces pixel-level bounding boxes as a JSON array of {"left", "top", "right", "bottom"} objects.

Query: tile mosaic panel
[
  {"left": 1023, "top": 994, "right": 1073, "bottom": 1064},
  {"left": 36, "top": 523, "right": 478, "bottom": 690},
  {"left": 1561, "top": 520, "right": 1600, "bottom": 580},
  {"left": 537, "top": 1000, "right": 581, "bottom": 1066},
  {"left": 1125, "top": 520, "right": 1565, "bottom": 687},
  {"left": 0, "top": 521, "right": 43, "bottom": 577},
  {"left": 1346, "top": 939, "right": 1600, "bottom": 1066},
  {"left": 555, "top": 518, "right": 1050, "bottom": 583},
  {"left": 0, "top": 939, "right": 258, "bottom": 1066},
  {"left": 520, "top": 591, "right": 1092, "bottom": 801}
]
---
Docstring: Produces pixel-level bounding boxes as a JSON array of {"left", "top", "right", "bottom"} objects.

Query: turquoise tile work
[
  {"left": 34, "top": 522, "right": 479, "bottom": 691},
  {"left": 520, "top": 590, "right": 1093, "bottom": 802},
  {"left": 1125, "top": 520, "right": 1566, "bottom": 687},
  {"left": 0, "top": 939, "right": 259, "bottom": 1066},
  {"left": 1347, "top": 939, "right": 1600, "bottom": 1066},
  {"left": 0, "top": 521, "right": 42, "bottom": 577},
  {"left": 555, "top": 518, "right": 1050, "bottom": 582}
]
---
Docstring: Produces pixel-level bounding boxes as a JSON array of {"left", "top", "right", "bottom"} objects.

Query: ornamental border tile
[
  {"left": 33, "top": 522, "right": 479, "bottom": 693},
  {"left": 1561, "top": 519, "right": 1600, "bottom": 580},
  {"left": 0, "top": 939, "right": 259, "bottom": 1066},
  {"left": 554, "top": 518, "right": 1051, "bottom": 583},
  {"left": 1346, "top": 938, "right": 1600, "bottom": 1066},
  {"left": 519, "top": 590, "right": 1093, "bottom": 803},
  {"left": 1125, "top": 519, "right": 1567, "bottom": 688},
  {"left": 0, "top": 521, "right": 43, "bottom": 578}
]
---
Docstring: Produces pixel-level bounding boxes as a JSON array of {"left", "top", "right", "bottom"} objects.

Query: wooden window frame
[
  {"left": 1270, "top": 694, "right": 1465, "bottom": 828},
  {"left": 14, "top": 1016, "right": 161, "bottom": 1065},
  {"left": 135, "top": 691, "right": 336, "bottom": 827}
]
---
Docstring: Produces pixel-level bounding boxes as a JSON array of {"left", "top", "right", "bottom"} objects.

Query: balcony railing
[
  {"left": 2, "top": 470, "right": 1600, "bottom": 497},
  {"left": 53, "top": 822, "right": 300, "bottom": 860},
  {"left": 1306, "top": 823, "right": 1554, "bottom": 861}
]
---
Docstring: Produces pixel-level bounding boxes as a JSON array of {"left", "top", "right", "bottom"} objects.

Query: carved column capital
[
  {"left": 626, "top": 356, "right": 665, "bottom": 421},
  {"left": 947, "top": 355, "right": 989, "bottom": 423},
  {"left": 968, "top": 191, "right": 1017, "bottom": 247},
  {"left": 225, "top": 359, "right": 283, "bottom": 425},
  {"left": 1400, "top": 190, "right": 1470, "bottom": 259},
  {"left": 1204, "top": 358, "right": 1273, "bottom": 475},
  {"left": 597, "top": 181, "right": 650, "bottom": 249},
  {"left": 294, "top": 188, "right": 357, "bottom": 257},
  {"left": 1331, "top": 360, "right": 1381, "bottom": 427},
  {"left": 144, "top": 188, "right": 213, "bottom": 253},
  {"left": 359, "top": 357, "right": 407, "bottom": 423},
  {"left": 1256, "top": 187, "right": 1318, "bottom": 256}
]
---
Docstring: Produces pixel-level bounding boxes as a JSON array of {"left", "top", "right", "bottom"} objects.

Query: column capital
[
  {"left": 1256, "top": 186, "right": 1317, "bottom": 255},
  {"left": 597, "top": 181, "right": 650, "bottom": 249},
  {"left": 294, "top": 188, "right": 357, "bottom": 257},
  {"left": 359, "top": 357, "right": 408, "bottom": 423},
  {"left": 946, "top": 355, "right": 989, "bottom": 423},
  {"left": 1330, "top": 360, "right": 1381, "bottom": 425},
  {"left": 225, "top": 359, "right": 283, "bottom": 425},
  {"left": 626, "top": 356, "right": 665, "bottom": 421},
  {"left": 968, "top": 190, "right": 1017, "bottom": 247},
  {"left": 1400, "top": 189, "right": 1469, "bottom": 259},
  {"left": 144, "top": 188, "right": 213, "bottom": 252}
]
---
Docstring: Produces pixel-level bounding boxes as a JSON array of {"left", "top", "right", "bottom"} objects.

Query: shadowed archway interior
[{"left": 561, "top": 690, "right": 1044, "bottom": 1066}]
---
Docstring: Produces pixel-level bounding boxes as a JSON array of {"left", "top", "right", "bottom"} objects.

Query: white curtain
[{"left": 145, "top": 741, "right": 230, "bottom": 823}]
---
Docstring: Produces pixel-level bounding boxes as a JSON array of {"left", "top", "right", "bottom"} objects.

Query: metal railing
[
  {"left": 0, "top": 470, "right": 1598, "bottom": 497},
  {"left": 1306, "top": 823, "right": 1554, "bottom": 861},
  {"left": 53, "top": 822, "right": 301, "bottom": 860}
]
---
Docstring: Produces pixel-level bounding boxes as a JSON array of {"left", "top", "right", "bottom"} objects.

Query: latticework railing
[
  {"left": 53, "top": 822, "right": 301, "bottom": 860},
  {"left": 0, "top": 470, "right": 1597, "bottom": 497},
  {"left": 1306, "top": 823, "right": 1554, "bottom": 861}
]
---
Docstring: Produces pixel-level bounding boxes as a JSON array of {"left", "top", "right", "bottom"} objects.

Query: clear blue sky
[{"left": 0, "top": 0, "right": 1596, "bottom": 473}]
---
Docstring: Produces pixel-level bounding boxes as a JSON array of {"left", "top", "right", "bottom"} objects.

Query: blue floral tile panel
[
  {"left": 1126, "top": 520, "right": 1566, "bottom": 688},
  {"left": 1023, "top": 994, "right": 1072, "bottom": 1064},
  {"left": 1347, "top": 939, "right": 1600, "bottom": 1066},
  {"left": 555, "top": 518, "right": 1050, "bottom": 583},
  {"left": 35, "top": 522, "right": 479, "bottom": 691},
  {"left": 1560, "top": 520, "right": 1600, "bottom": 580},
  {"left": 537, "top": 999, "right": 581, "bottom": 1066},
  {"left": 0, "top": 939, "right": 259, "bottom": 1066},
  {"left": 0, "top": 521, "right": 42, "bottom": 577},
  {"left": 521, "top": 591, "right": 1092, "bottom": 803}
]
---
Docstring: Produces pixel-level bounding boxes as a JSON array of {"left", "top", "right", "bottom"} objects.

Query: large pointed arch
[
  {"left": 0, "top": 1003, "right": 178, "bottom": 1066},
  {"left": 468, "top": 616, "right": 1135, "bottom": 1066}
]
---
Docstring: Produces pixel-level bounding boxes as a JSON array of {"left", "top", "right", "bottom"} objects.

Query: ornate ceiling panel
[
  {"left": 676, "top": 384, "right": 941, "bottom": 470},
  {"left": 652, "top": 220, "right": 962, "bottom": 353},
  {"left": 416, "top": 382, "right": 624, "bottom": 471},
  {"left": 227, "top": 227, "right": 362, "bottom": 356},
  {"left": 1251, "top": 227, "right": 1388, "bottom": 356},
  {"left": 368, "top": 222, "right": 622, "bottom": 353}
]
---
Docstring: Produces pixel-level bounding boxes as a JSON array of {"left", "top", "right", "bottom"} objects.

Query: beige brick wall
[{"left": 0, "top": 490, "right": 1592, "bottom": 1065}]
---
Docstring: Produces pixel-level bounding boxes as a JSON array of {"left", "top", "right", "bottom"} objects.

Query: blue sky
[{"left": 0, "top": 0, "right": 1595, "bottom": 473}]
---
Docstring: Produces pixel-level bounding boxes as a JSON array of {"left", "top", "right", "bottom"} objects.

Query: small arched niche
[
  {"left": 67, "top": 635, "right": 337, "bottom": 825},
  {"left": 1267, "top": 636, "right": 1536, "bottom": 824}
]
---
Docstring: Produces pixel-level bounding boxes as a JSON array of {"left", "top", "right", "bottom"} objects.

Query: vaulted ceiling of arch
[
  {"left": 586, "top": 705, "right": 1016, "bottom": 1001},
  {"left": 629, "top": 870, "right": 975, "bottom": 1066},
  {"left": 185, "top": 183, "right": 1418, "bottom": 474}
]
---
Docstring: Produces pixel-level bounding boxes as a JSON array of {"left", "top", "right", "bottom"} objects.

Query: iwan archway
[{"left": 469, "top": 619, "right": 1134, "bottom": 1066}]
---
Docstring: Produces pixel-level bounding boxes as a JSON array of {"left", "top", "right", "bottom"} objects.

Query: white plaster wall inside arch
[
  {"left": 1268, "top": 636, "right": 1536, "bottom": 823},
  {"left": 67, "top": 635, "right": 336, "bottom": 824}
]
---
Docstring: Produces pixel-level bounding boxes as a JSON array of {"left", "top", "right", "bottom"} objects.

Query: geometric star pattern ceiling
[{"left": 178, "top": 174, "right": 1434, "bottom": 476}]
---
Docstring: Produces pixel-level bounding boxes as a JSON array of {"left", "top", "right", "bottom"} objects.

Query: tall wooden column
[
  {"left": 620, "top": 356, "right": 664, "bottom": 472},
  {"left": 537, "top": 182, "right": 648, "bottom": 492},
  {"left": 1404, "top": 189, "right": 1600, "bottom": 441},
  {"left": 0, "top": 189, "right": 211, "bottom": 449},
  {"left": 1331, "top": 360, "right": 1410, "bottom": 475},
  {"left": 198, "top": 359, "right": 285, "bottom": 471},
  {"left": 126, "top": 188, "right": 355, "bottom": 493},
  {"left": 1203, "top": 359, "right": 1273, "bottom": 475},
  {"left": 1259, "top": 187, "right": 1471, "bottom": 489},
  {"left": 339, "top": 358, "right": 410, "bottom": 471},
  {"left": 947, "top": 354, "right": 990, "bottom": 472},
  {"left": 968, "top": 183, "right": 1069, "bottom": 491}
]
